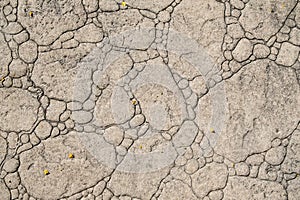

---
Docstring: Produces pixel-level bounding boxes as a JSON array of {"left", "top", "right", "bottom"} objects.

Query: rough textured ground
[{"left": 0, "top": 0, "right": 300, "bottom": 199}]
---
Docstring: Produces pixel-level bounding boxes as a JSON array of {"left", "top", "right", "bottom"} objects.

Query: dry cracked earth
[{"left": 0, "top": 0, "right": 300, "bottom": 199}]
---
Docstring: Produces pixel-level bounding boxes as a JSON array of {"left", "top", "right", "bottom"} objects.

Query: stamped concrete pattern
[{"left": 0, "top": 0, "right": 300, "bottom": 200}]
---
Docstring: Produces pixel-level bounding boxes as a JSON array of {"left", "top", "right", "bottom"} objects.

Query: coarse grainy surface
[{"left": 0, "top": 0, "right": 300, "bottom": 199}]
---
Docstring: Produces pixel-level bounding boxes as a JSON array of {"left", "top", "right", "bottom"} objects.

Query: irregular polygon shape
[
  {"left": 232, "top": 38, "right": 253, "bottom": 62},
  {"left": 191, "top": 163, "right": 228, "bottom": 198},
  {"left": 275, "top": 42, "right": 299, "bottom": 66},
  {"left": 265, "top": 146, "right": 286, "bottom": 165},
  {"left": 19, "top": 132, "right": 112, "bottom": 199},
  {"left": 0, "top": 88, "right": 39, "bottom": 132},
  {"left": 35, "top": 120, "right": 52, "bottom": 140},
  {"left": 253, "top": 43, "right": 270, "bottom": 58},
  {"left": 17, "top": 0, "right": 86, "bottom": 45},
  {"left": 74, "top": 23, "right": 103, "bottom": 43},
  {"left": 215, "top": 60, "right": 300, "bottom": 162},
  {"left": 240, "top": 0, "right": 297, "bottom": 41},
  {"left": 32, "top": 44, "right": 95, "bottom": 101},
  {"left": 18, "top": 40, "right": 38, "bottom": 63}
]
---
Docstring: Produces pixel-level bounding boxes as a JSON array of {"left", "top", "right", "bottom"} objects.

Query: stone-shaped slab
[
  {"left": 18, "top": 40, "right": 38, "bottom": 63},
  {"left": 32, "top": 44, "right": 95, "bottom": 101},
  {"left": 215, "top": 60, "right": 300, "bottom": 162},
  {"left": 223, "top": 176, "right": 287, "bottom": 199},
  {"left": 0, "top": 88, "right": 39, "bottom": 132},
  {"left": 19, "top": 132, "right": 113, "bottom": 199},
  {"left": 17, "top": 0, "right": 86, "bottom": 45},
  {"left": 232, "top": 38, "right": 253, "bottom": 62},
  {"left": 240, "top": 0, "right": 297, "bottom": 41},
  {"left": 171, "top": 0, "right": 226, "bottom": 63},
  {"left": 74, "top": 23, "right": 104, "bottom": 43},
  {"left": 275, "top": 42, "right": 300, "bottom": 67},
  {"left": 191, "top": 163, "right": 228, "bottom": 198}
]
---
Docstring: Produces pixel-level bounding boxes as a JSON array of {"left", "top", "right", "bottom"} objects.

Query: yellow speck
[
  {"left": 131, "top": 99, "right": 137, "bottom": 105},
  {"left": 29, "top": 11, "right": 33, "bottom": 17},
  {"left": 232, "top": 163, "right": 235, "bottom": 167},
  {"left": 0, "top": 77, "right": 4, "bottom": 82},
  {"left": 68, "top": 153, "right": 74, "bottom": 158},
  {"left": 121, "top": 1, "right": 126, "bottom": 7},
  {"left": 139, "top": 144, "right": 143, "bottom": 149},
  {"left": 43, "top": 169, "right": 49, "bottom": 175},
  {"left": 210, "top": 128, "right": 215, "bottom": 133}
]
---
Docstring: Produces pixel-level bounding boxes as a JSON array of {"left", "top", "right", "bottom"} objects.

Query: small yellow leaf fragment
[
  {"left": 210, "top": 128, "right": 215, "bottom": 133},
  {"left": 43, "top": 169, "right": 50, "bottom": 175},
  {"left": 121, "top": 1, "right": 126, "bottom": 7},
  {"left": 0, "top": 77, "right": 4, "bottom": 82},
  {"left": 29, "top": 11, "right": 33, "bottom": 17},
  {"left": 68, "top": 153, "right": 74, "bottom": 158},
  {"left": 139, "top": 144, "right": 143, "bottom": 149},
  {"left": 131, "top": 99, "right": 137, "bottom": 105}
]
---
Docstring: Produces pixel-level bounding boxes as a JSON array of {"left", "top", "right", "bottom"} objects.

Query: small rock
[
  {"left": 9, "top": 59, "right": 27, "bottom": 78},
  {"left": 232, "top": 38, "right": 253, "bottom": 62},
  {"left": 13, "top": 30, "right": 29, "bottom": 44},
  {"left": 246, "top": 154, "right": 264, "bottom": 165},
  {"left": 4, "top": 172, "right": 20, "bottom": 189},
  {"left": 178, "top": 78, "right": 189, "bottom": 89},
  {"left": 3, "top": 158, "right": 20, "bottom": 173},
  {"left": 289, "top": 28, "right": 300, "bottom": 46},
  {"left": 35, "top": 120, "right": 52, "bottom": 140},
  {"left": 158, "top": 10, "right": 171, "bottom": 22},
  {"left": 129, "top": 114, "right": 145, "bottom": 128},
  {"left": 18, "top": 40, "right": 38, "bottom": 63},
  {"left": 103, "top": 126, "right": 124, "bottom": 145},
  {"left": 209, "top": 190, "right": 224, "bottom": 200},
  {"left": 93, "top": 181, "right": 106, "bottom": 196},
  {"left": 184, "top": 159, "right": 199, "bottom": 174},
  {"left": 227, "top": 23, "right": 244, "bottom": 39},
  {"left": 265, "top": 146, "right": 286, "bottom": 165},
  {"left": 253, "top": 44, "right": 270, "bottom": 58},
  {"left": 235, "top": 162, "right": 250, "bottom": 176},
  {"left": 231, "top": 0, "right": 245, "bottom": 9},
  {"left": 271, "top": 138, "right": 281, "bottom": 147},
  {"left": 276, "top": 42, "right": 300, "bottom": 66}
]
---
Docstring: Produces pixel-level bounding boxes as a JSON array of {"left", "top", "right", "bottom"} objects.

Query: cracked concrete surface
[{"left": 0, "top": 0, "right": 300, "bottom": 199}]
